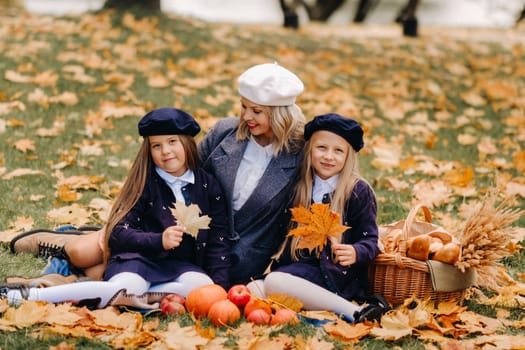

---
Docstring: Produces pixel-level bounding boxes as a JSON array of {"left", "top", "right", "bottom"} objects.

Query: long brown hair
[{"left": 102, "top": 134, "right": 199, "bottom": 264}]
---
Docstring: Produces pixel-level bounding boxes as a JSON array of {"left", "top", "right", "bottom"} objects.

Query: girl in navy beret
[
  {"left": 2, "top": 108, "right": 231, "bottom": 309},
  {"left": 249, "top": 113, "right": 389, "bottom": 322}
]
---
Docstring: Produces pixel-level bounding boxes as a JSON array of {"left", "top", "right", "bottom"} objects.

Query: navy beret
[
  {"left": 138, "top": 108, "right": 200, "bottom": 137},
  {"left": 304, "top": 114, "right": 364, "bottom": 152}
]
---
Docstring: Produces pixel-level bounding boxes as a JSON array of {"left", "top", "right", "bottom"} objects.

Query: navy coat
[
  {"left": 104, "top": 167, "right": 231, "bottom": 289},
  {"left": 272, "top": 180, "right": 380, "bottom": 300},
  {"left": 198, "top": 117, "right": 303, "bottom": 285}
]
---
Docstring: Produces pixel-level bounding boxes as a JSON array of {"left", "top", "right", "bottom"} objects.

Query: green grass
[{"left": 0, "top": 3, "right": 524, "bottom": 348}]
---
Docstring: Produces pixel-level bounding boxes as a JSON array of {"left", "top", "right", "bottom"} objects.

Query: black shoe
[
  {"left": 353, "top": 294, "right": 391, "bottom": 323},
  {"left": 0, "top": 283, "right": 30, "bottom": 300}
]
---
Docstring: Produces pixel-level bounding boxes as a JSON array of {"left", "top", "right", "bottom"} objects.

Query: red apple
[
  {"left": 246, "top": 308, "right": 271, "bottom": 325},
  {"left": 161, "top": 301, "right": 186, "bottom": 316},
  {"left": 227, "top": 284, "right": 251, "bottom": 308},
  {"left": 160, "top": 293, "right": 186, "bottom": 316},
  {"left": 160, "top": 293, "right": 185, "bottom": 308}
]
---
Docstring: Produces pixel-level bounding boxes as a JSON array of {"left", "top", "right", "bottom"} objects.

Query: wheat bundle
[{"left": 455, "top": 191, "right": 524, "bottom": 291}]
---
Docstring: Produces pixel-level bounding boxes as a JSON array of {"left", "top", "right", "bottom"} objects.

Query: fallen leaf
[
  {"left": 13, "top": 139, "right": 36, "bottom": 153},
  {"left": 323, "top": 319, "right": 371, "bottom": 342},
  {"left": 2, "top": 168, "right": 45, "bottom": 180},
  {"left": 159, "top": 321, "right": 210, "bottom": 349},
  {"left": 370, "top": 310, "right": 412, "bottom": 340},
  {"left": 266, "top": 293, "right": 303, "bottom": 312}
]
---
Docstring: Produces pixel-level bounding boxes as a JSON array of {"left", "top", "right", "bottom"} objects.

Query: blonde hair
[
  {"left": 289, "top": 135, "right": 364, "bottom": 260},
  {"left": 102, "top": 134, "right": 198, "bottom": 264},
  {"left": 237, "top": 104, "right": 305, "bottom": 155}
]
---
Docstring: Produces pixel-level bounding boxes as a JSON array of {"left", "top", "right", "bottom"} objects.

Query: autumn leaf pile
[
  {"left": 1, "top": 295, "right": 525, "bottom": 349},
  {"left": 0, "top": 1, "right": 524, "bottom": 348}
]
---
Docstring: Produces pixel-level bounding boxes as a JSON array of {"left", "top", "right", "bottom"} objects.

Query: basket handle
[{"left": 402, "top": 203, "right": 432, "bottom": 240}]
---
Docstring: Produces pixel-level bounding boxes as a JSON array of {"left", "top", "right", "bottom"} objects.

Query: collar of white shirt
[
  {"left": 247, "top": 135, "right": 274, "bottom": 158},
  {"left": 312, "top": 174, "right": 338, "bottom": 203},
  {"left": 156, "top": 167, "right": 195, "bottom": 186},
  {"left": 156, "top": 167, "right": 195, "bottom": 203}
]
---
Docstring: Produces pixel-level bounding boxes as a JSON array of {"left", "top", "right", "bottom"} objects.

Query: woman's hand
[
  {"left": 331, "top": 239, "right": 357, "bottom": 266},
  {"left": 162, "top": 225, "right": 185, "bottom": 250}
]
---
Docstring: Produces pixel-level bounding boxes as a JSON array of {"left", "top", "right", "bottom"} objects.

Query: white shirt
[
  {"left": 156, "top": 167, "right": 195, "bottom": 203},
  {"left": 312, "top": 174, "right": 338, "bottom": 203},
  {"left": 232, "top": 136, "right": 274, "bottom": 211}
]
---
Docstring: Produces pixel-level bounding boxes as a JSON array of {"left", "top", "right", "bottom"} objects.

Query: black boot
[
  {"left": 284, "top": 13, "right": 299, "bottom": 29},
  {"left": 353, "top": 294, "right": 391, "bottom": 323},
  {"left": 403, "top": 17, "right": 418, "bottom": 37}
]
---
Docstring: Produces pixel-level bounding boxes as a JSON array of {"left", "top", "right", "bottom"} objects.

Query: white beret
[{"left": 238, "top": 63, "right": 304, "bottom": 106}]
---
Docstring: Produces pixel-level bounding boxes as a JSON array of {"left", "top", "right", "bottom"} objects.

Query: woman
[{"left": 199, "top": 62, "right": 306, "bottom": 285}]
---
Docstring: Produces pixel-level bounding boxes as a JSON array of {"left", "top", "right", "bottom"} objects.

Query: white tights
[
  {"left": 247, "top": 272, "right": 362, "bottom": 318},
  {"left": 7, "top": 271, "right": 212, "bottom": 308}
]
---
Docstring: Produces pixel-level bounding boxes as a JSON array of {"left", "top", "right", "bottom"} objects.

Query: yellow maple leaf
[
  {"left": 287, "top": 203, "right": 348, "bottom": 253},
  {"left": 370, "top": 310, "right": 413, "bottom": 340},
  {"left": 160, "top": 322, "right": 210, "bottom": 349},
  {"left": 170, "top": 202, "right": 211, "bottom": 237},
  {"left": 323, "top": 319, "right": 372, "bottom": 342},
  {"left": 267, "top": 293, "right": 304, "bottom": 312}
]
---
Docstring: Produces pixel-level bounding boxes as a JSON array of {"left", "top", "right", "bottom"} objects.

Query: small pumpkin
[
  {"left": 186, "top": 284, "right": 228, "bottom": 318},
  {"left": 207, "top": 299, "right": 241, "bottom": 326}
]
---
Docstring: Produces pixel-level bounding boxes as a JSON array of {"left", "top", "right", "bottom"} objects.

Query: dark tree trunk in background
[{"left": 103, "top": 0, "right": 160, "bottom": 10}]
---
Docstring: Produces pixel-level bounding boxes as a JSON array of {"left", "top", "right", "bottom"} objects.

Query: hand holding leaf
[
  {"left": 287, "top": 203, "right": 349, "bottom": 253},
  {"left": 170, "top": 202, "right": 211, "bottom": 238}
]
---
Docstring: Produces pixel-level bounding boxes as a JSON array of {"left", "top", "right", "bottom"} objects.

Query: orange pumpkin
[
  {"left": 186, "top": 284, "right": 228, "bottom": 318},
  {"left": 207, "top": 299, "right": 241, "bottom": 326}
]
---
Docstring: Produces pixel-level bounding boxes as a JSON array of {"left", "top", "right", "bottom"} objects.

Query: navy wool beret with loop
[
  {"left": 304, "top": 113, "right": 364, "bottom": 152},
  {"left": 138, "top": 108, "right": 201, "bottom": 137}
]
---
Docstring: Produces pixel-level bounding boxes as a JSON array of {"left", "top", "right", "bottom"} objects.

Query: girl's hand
[
  {"left": 331, "top": 240, "right": 357, "bottom": 266},
  {"left": 162, "top": 225, "right": 185, "bottom": 250}
]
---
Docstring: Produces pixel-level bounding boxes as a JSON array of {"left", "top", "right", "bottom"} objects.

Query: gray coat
[{"left": 198, "top": 117, "right": 303, "bottom": 285}]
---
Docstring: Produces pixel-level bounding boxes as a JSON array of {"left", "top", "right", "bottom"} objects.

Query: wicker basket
[{"left": 369, "top": 204, "right": 467, "bottom": 307}]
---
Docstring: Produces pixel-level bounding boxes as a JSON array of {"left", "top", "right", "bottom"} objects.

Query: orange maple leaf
[{"left": 287, "top": 203, "right": 349, "bottom": 253}]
